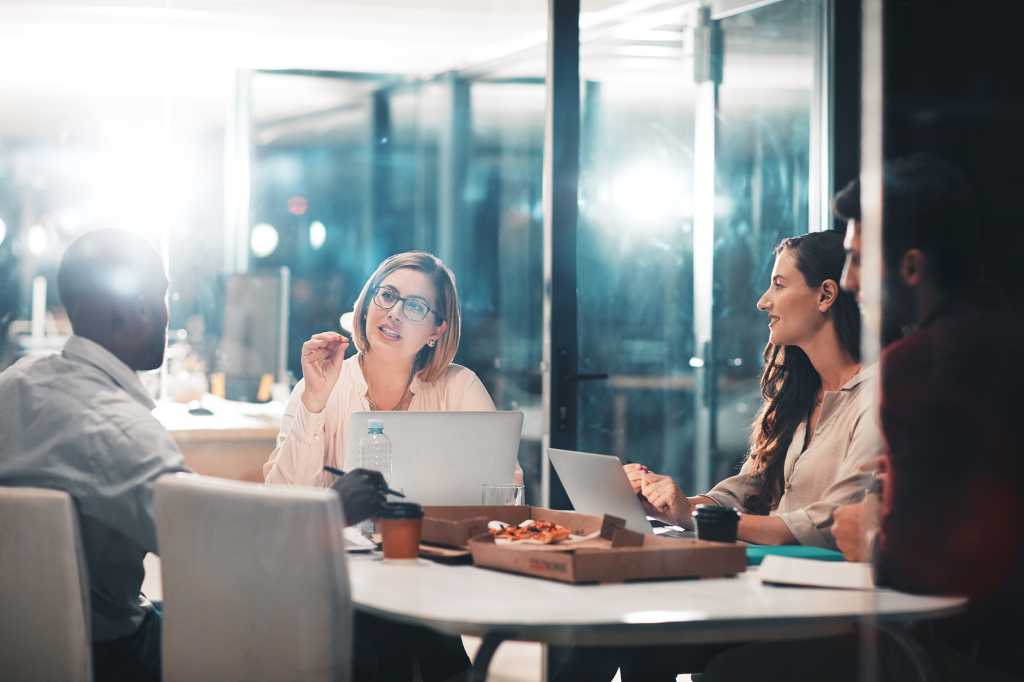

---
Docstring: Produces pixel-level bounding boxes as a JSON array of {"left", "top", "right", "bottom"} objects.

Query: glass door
[
  {"left": 575, "top": 1, "right": 700, "bottom": 486},
  {"left": 567, "top": 0, "right": 826, "bottom": 499},
  {"left": 709, "top": 0, "right": 824, "bottom": 486}
]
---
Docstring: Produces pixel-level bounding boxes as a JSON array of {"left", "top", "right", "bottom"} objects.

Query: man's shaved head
[{"left": 57, "top": 229, "right": 169, "bottom": 370}]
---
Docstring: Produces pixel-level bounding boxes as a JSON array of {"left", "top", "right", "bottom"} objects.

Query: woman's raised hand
[
  {"left": 300, "top": 332, "right": 349, "bottom": 413},
  {"left": 640, "top": 472, "right": 693, "bottom": 526}
]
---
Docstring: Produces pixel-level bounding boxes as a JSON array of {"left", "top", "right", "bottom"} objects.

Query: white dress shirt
[
  {"left": 0, "top": 335, "right": 189, "bottom": 641},
  {"left": 263, "top": 353, "right": 497, "bottom": 487}
]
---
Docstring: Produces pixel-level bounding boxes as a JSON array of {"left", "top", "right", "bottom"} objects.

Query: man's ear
[
  {"left": 818, "top": 279, "right": 839, "bottom": 313},
  {"left": 900, "top": 249, "right": 926, "bottom": 288}
]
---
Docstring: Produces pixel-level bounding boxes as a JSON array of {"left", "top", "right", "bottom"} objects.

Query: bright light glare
[
  {"left": 0, "top": 218, "right": 6, "bottom": 247},
  {"left": 27, "top": 224, "right": 48, "bottom": 255},
  {"left": 250, "top": 223, "right": 279, "bottom": 257},
  {"left": 610, "top": 162, "right": 690, "bottom": 227},
  {"left": 309, "top": 220, "right": 326, "bottom": 250},
  {"left": 89, "top": 128, "right": 193, "bottom": 239},
  {"left": 339, "top": 311, "right": 354, "bottom": 333}
]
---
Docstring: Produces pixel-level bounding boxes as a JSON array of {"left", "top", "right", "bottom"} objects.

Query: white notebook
[
  {"left": 758, "top": 556, "right": 875, "bottom": 590},
  {"left": 342, "top": 526, "right": 376, "bottom": 553}
]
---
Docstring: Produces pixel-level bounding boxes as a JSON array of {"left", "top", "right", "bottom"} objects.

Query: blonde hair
[{"left": 351, "top": 252, "right": 461, "bottom": 383}]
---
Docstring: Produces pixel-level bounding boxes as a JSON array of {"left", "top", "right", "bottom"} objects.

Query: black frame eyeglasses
[{"left": 372, "top": 285, "right": 441, "bottom": 323}]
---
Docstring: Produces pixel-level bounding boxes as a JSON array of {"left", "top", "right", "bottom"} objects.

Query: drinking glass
[{"left": 481, "top": 483, "right": 525, "bottom": 506}]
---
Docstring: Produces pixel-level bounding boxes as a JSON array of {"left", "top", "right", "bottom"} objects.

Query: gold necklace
[
  {"left": 367, "top": 385, "right": 411, "bottom": 411},
  {"left": 360, "top": 354, "right": 414, "bottom": 411}
]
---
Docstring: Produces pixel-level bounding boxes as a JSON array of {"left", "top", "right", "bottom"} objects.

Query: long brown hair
[{"left": 745, "top": 230, "right": 861, "bottom": 514}]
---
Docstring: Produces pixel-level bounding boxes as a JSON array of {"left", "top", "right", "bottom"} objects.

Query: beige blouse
[
  {"left": 704, "top": 364, "right": 882, "bottom": 548},
  {"left": 263, "top": 354, "right": 496, "bottom": 487}
]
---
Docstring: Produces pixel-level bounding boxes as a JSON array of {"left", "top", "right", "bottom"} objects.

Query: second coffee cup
[
  {"left": 692, "top": 504, "right": 741, "bottom": 543},
  {"left": 377, "top": 501, "right": 424, "bottom": 560}
]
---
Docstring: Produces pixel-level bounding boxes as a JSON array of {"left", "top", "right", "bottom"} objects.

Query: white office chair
[
  {"left": 154, "top": 473, "right": 353, "bottom": 682},
  {"left": 0, "top": 486, "right": 93, "bottom": 681}
]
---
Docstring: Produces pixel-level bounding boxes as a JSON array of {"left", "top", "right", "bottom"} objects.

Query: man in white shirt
[{"left": 0, "top": 229, "right": 386, "bottom": 681}]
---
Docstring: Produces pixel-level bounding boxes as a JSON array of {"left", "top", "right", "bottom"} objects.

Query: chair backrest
[
  {"left": 154, "top": 473, "right": 352, "bottom": 682},
  {"left": 0, "top": 486, "right": 93, "bottom": 681}
]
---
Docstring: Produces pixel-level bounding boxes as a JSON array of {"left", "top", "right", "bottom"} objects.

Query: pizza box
[
  {"left": 421, "top": 506, "right": 746, "bottom": 583},
  {"left": 468, "top": 511, "right": 746, "bottom": 584},
  {"left": 421, "top": 505, "right": 541, "bottom": 548}
]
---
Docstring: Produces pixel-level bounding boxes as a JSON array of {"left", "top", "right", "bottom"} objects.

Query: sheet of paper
[
  {"left": 343, "top": 526, "right": 377, "bottom": 552},
  {"left": 758, "top": 555, "right": 875, "bottom": 590}
]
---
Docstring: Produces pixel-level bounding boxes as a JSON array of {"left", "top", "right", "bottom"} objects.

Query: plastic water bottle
[{"left": 357, "top": 419, "right": 392, "bottom": 537}]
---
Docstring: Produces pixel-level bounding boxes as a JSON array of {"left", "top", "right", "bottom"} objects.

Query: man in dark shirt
[
  {"left": 834, "top": 155, "right": 1024, "bottom": 679},
  {"left": 703, "top": 155, "right": 1024, "bottom": 681}
]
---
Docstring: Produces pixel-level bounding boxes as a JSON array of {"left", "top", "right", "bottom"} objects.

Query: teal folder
[{"left": 746, "top": 544, "right": 845, "bottom": 566}]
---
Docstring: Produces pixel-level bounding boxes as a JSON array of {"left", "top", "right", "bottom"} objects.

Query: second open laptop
[
  {"left": 346, "top": 411, "right": 523, "bottom": 505},
  {"left": 549, "top": 448, "right": 694, "bottom": 537}
]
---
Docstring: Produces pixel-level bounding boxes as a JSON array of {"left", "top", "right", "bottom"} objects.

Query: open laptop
[
  {"left": 346, "top": 411, "right": 523, "bottom": 505},
  {"left": 549, "top": 448, "right": 693, "bottom": 537}
]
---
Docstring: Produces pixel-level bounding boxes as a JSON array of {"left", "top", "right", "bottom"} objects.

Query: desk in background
[{"left": 153, "top": 396, "right": 282, "bottom": 482}]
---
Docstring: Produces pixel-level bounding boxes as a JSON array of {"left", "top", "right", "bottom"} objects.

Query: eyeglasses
[{"left": 372, "top": 285, "right": 440, "bottom": 323}]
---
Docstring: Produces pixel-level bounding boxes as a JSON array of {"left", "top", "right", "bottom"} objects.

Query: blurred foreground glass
[{"left": 481, "top": 483, "right": 525, "bottom": 506}]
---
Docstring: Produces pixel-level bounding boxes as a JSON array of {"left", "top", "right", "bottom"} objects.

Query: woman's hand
[
  {"left": 640, "top": 472, "right": 693, "bottom": 526},
  {"left": 300, "top": 332, "right": 349, "bottom": 413},
  {"left": 623, "top": 463, "right": 650, "bottom": 495}
]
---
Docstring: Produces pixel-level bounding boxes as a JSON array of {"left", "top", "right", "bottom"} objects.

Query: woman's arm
[
  {"left": 738, "top": 514, "right": 797, "bottom": 544},
  {"left": 637, "top": 472, "right": 719, "bottom": 528},
  {"left": 263, "top": 379, "right": 334, "bottom": 487}
]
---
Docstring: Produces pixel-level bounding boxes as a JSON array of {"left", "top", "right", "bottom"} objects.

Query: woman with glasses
[
  {"left": 264, "top": 252, "right": 496, "bottom": 682},
  {"left": 264, "top": 251, "right": 499, "bottom": 488}
]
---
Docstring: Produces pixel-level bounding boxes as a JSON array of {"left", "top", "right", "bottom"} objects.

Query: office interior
[{"left": 1, "top": 1, "right": 1022, "bottom": 681}]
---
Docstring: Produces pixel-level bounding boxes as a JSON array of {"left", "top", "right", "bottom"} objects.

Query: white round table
[{"left": 348, "top": 555, "right": 965, "bottom": 680}]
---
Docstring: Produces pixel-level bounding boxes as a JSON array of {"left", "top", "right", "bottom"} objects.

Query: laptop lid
[
  {"left": 548, "top": 448, "right": 654, "bottom": 534},
  {"left": 346, "top": 411, "right": 523, "bottom": 505}
]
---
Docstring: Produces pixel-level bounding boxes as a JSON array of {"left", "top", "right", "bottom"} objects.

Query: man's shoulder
[{"left": 2, "top": 357, "right": 178, "bottom": 457}]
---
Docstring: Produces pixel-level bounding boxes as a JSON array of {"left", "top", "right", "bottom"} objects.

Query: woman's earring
[{"left": 427, "top": 339, "right": 437, "bottom": 348}]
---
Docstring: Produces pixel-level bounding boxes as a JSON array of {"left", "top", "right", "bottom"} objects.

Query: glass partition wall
[
  {"left": 571, "top": 0, "right": 823, "bottom": 497},
  {"left": 0, "top": 0, "right": 830, "bottom": 507},
  {"left": 243, "top": 66, "right": 550, "bottom": 499}
]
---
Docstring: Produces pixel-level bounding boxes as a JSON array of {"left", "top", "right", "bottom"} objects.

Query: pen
[{"left": 323, "top": 465, "right": 406, "bottom": 498}]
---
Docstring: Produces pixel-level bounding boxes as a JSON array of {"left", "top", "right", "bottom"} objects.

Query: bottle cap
[{"left": 368, "top": 418, "right": 384, "bottom": 432}]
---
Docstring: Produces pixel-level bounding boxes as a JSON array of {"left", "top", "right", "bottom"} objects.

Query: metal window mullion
[
  {"left": 437, "top": 75, "right": 472, "bottom": 272},
  {"left": 225, "top": 68, "right": 252, "bottom": 275},
  {"left": 692, "top": 6, "right": 721, "bottom": 495},
  {"left": 809, "top": 0, "right": 834, "bottom": 231},
  {"left": 542, "top": 0, "right": 581, "bottom": 510},
  {"left": 860, "top": 0, "right": 884, "bottom": 366},
  {"left": 367, "top": 90, "right": 392, "bottom": 273}
]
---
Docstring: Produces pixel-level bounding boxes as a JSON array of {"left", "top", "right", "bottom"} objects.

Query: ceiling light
[
  {"left": 250, "top": 223, "right": 279, "bottom": 258},
  {"left": 27, "top": 224, "right": 48, "bottom": 255},
  {"left": 309, "top": 220, "right": 326, "bottom": 250}
]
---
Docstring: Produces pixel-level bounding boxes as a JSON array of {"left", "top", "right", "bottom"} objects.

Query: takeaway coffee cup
[
  {"left": 692, "top": 504, "right": 740, "bottom": 543},
  {"left": 377, "top": 502, "right": 425, "bottom": 559}
]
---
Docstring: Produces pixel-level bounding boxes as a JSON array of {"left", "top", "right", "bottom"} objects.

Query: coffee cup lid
[
  {"left": 691, "top": 504, "right": 740, "bottom": 519},
  {"left": 378, "top": 501, "right": 424, "bottom": 519}
]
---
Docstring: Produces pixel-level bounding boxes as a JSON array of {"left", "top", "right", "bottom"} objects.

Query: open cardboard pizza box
[{"left": 422, "top": 505, "right": 746, "bottom": 583}]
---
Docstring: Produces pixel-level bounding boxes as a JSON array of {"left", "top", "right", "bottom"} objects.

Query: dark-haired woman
[
  {"left": 625, "top": 229, "right": 880, "bottom": 548},
  {"left": 551, "top": 231, "right": 883, "bottom": 682}
]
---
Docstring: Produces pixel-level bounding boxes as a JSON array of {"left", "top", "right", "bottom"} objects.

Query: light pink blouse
[{"left": 263, "top": 354, "right": 497, "bottom": 487}]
